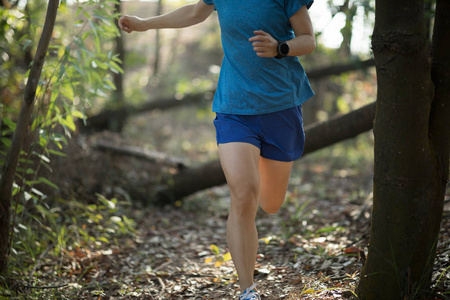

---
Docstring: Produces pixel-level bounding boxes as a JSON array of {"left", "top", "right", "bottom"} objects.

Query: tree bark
[
  {"left": 152, "top": 101, "right": 376, "bottom": 204},
  {"left": 0, "top": 0, "right": 59, "bottom": 273},
  {"left": 356, "top": 0, "right": 449, "bottom": 298}
]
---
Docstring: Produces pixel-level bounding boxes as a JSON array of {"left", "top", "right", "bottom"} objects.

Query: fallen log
[
  {"left": 307, "top": 58, "right": 375, "bottom": 79},
  {"left": 83, "top": 59, "right": 374, "bottom": 132},
  {"left": 152, "top": 101, "right": 376, "bottom": 204},
  {"left": 82, "top": 92, "right": 214, "bottom": 132},
  {"left": 94, "top": 140, "right": 188, "bottom": 169}
]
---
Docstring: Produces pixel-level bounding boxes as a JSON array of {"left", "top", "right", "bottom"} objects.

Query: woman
[{"left": 119, "top": 1, "right": 315, "bottom": 299}]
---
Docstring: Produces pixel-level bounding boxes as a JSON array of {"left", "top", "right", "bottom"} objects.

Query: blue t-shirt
[{"left": 203, "top": 0, "right": 314, "bottom": 115}]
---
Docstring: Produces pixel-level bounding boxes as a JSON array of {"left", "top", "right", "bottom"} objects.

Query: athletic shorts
[{"left": 213, "top": 105, "right": 305, "bottom": 162}]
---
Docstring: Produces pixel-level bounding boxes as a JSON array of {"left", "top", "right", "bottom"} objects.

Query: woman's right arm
[{"left": 119, "top": 1, "right": 214, "bottom": 33}]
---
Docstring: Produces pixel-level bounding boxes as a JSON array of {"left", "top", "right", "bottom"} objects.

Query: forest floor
[
  {"left": 2, "top": 107, "right": 449, "bottom": 299},
  {"left": 59, "top": 172, "right": 448, "bottom": 300},
  {"left": 9, "top": 163, "right": 447, "bottom": 300}
]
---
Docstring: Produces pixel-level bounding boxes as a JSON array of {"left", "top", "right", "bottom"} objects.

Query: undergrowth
[{"left": 0, "top": 194, "right": 136, "bottom": 299}]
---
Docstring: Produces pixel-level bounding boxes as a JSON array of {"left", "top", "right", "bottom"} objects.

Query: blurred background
[{"left": 0, "top": 0, "right": 380, "bottom": 209}]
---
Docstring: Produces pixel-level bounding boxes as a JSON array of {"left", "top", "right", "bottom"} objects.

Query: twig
[
  {"left": 153, "top": 260, "right": 172, "bottom": 272},
  {"left": 22, "top": 283, "right": 68, "bottom": 289},
  {"left": 148, "top": 272, "right": 216, "bottom": 279},
  {"left": 156, "top": 276, "right": 165, "bottom": 298}
]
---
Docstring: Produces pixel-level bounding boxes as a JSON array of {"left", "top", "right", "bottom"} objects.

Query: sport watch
[{"left": 275, "top": 41, "right": 290, "bottom": 59}]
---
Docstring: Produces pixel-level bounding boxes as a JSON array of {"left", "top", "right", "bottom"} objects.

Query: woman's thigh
[
  {"left": 218, "top": 142, "right": 261, "bottom": 207},
  {"left": 258, "top": 157, "right": 294, "bottom": 214}
]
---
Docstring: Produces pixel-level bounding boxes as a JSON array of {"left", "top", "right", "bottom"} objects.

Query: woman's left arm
[
  {"left": 286, "top": 5, "right": 316, "bottom": 56},
  {"left": 249, "top": 5, "right": 315, "bottom": 57}
]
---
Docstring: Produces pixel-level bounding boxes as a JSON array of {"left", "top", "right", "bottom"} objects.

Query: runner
[{"left": 119, "top": 1, "right": 315, "bottom": 298}]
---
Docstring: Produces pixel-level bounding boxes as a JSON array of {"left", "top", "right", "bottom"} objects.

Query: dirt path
[{"left": 65, "top": 165, "right": 449, "bottom": 299}]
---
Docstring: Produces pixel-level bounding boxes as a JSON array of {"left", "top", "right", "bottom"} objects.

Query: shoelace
[{"left": 239, "top": 283, "right": 260, "bottom": 300}]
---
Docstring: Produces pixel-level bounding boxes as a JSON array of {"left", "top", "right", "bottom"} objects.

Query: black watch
[{"left": 275, "top": 41, "right": 290, "bottom": 59}]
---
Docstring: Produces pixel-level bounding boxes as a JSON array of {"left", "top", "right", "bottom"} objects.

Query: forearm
[
  {"left": 286, "top": 34, "right": 316, "bottom": 57},
  {"left": 142, "top": 4, "right": 205, "bottom": 30}
]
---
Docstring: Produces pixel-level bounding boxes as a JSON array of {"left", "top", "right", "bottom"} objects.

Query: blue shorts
[{"left": 213, "top": 105, "right": 305, "bottom": 162}]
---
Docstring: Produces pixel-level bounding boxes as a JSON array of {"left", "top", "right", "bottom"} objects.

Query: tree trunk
[
  {"left": 338, "top": 0, "right": 357, "bottom": 57},
  {"left": 152, "top": 101, "right": 376, "bottom": 204},
  {"left": 0, "top": 0, "right": 59, "bottom": 274},
  {"left": 356, "top": 0, "right": 449, "bottom": 298}
]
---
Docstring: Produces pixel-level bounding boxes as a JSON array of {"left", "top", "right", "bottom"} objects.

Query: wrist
[
  {"left": 275, "top": 40, "right": 290, "bottom": 59},
  {"left": 142, "top": 17, "right": 159, "bottom": 31}
]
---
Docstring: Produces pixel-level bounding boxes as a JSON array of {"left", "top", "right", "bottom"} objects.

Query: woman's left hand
[{"left": 249, "top": 30, "right": 278, "bottom": 57}]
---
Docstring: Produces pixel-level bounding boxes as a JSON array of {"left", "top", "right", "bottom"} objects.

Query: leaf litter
[{"left": 6, "top": 158, "right": 447, "bottom": 300}]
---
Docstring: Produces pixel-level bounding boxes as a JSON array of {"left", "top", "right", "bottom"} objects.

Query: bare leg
[
  {"left": 218, "top": 142, "right": 260, "bottom": 292},
  {"left": 258, "top": 157, "right": 294, "bottom": 214}
]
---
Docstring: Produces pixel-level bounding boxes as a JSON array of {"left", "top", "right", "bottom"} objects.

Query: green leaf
[
  {"left": 38, "top": 177, "right": 59, "bottom": 190},
  {"left": 48, "top": 149, "right": 67, "bottom": 157},
  {"left": 76, "top": 6, "right": 83, "bottom": 17},
  {"left": 64, "top": 115, "right": 76, "bottom": 131},
  {"left": 31, "top": 188, "right": 44, "bottom": 198},
  {"left": 210, "top": 244, "right": 220, "bottom": 256},
  {"left": 108, "top": 60, "right": 123, "bottom": 74},
  {"left": 61, "top": 85, "right": 74, "bottom": 100},
  {"left": 316, "top": 226, "right": 344, "bottom": 234},
  {"left": 103, "top": 79, "right": 116, "bottom": 90},
  {"left": 50, "top": 89, "right": 59, "bottom": 104},
  {"left": 98, "top": 237, "right": 109, "bottom": 243},
  {"left": 3, "top": 117, "right": 16, "bottom": 130},
  {"left": 1, "top": 138, "right": 11, "bottom": 147},
  {"left": 33, "top": 152, "right": 50, "bottom": 163},
  {"left": 71, "top": 110, "right": 85, "bottom": 119}
]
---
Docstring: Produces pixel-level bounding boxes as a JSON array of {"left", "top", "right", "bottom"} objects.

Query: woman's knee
[
  {"left": 260, "top": 201, "right": 282, "bottom": 215},
  {"left": 229, "top": 184, "right": 260, "bottom": 216},
  {"left": 259, "top": 194, "right": 285, "bottom": 214}
]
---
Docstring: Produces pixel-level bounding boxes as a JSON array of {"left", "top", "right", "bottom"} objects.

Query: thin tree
[
  {"left": 153, "top": 0, "right": 163, "bottom": 76},
  {"left": 357, "top": 0, "right": 449, "bottom": 298},
  {"left": 113, "top": 0, "right": 124, "bottom": 105},
  {"left": 0, "top": 0, "right": 59, "bottom": 273}
]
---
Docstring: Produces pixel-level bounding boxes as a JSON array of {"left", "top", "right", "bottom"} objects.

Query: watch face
[{"left": 280, "top": 42, "right": 289, "bottom": 56}]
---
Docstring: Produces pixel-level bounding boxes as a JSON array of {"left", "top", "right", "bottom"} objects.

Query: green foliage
[
  {"left": 0, "top": 0, "right": 133, "bottom": 293},
  {"left": 5, "top": 194, "right": 135, "bottom": 298},
  {"left": 1, "top": 0, "right": 122, "bottom": 189}
]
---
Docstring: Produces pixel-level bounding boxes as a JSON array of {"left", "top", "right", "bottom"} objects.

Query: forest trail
[
  {"left": 2, "top": 134, "right": 448, "bottom": 299},
  {"left": 59, "top": 167, "right": 448, "bottom": 299}
]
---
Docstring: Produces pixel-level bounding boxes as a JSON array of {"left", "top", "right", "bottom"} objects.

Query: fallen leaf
[
  {"left": 223, "top": 252, "right": 232, "bottom": 262},
  {"left": 344, "top": 247, "right": 361, "bottom": 254}
]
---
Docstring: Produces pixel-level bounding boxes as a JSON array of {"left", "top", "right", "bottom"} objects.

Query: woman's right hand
[{"left": 118, "top": 16, "right": 146, "bottom": 33}]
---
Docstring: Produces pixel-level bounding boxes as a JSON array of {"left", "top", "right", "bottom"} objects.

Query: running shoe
[{"left": 239, "top": 283, "right": 261, "bottom": 300}]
